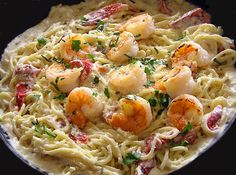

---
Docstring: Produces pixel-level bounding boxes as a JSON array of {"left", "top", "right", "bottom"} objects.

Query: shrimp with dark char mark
[
  {"left": 167, "top": 94, "right": 203, "bottom": 131},
  {"left": 170, "top": 41, "right": 210, "bottom": 73}
]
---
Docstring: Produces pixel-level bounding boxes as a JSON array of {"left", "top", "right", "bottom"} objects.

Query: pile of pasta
[{"left": 0, "top": 0, "right": 236, "bottom": 175}]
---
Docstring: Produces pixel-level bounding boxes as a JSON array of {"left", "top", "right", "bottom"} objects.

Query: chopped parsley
[
  {"left": 93, "top": 76, "right": 100, "bottom": 84},
  {"left": 72, "top": 40, "right": 81, "bottom": 52},
  {"left": 148, "top": 90, "right": 170, "bottom": 115},
  {"left": 53, "top": 93, "right": 67, "bottom": 100},
  {"left": 37, "top": 37, "right": 47, "bottom": 46},
  {"left": 92, "top": 92, "right": 98, "bottom": 97},
  {"left": 33, "top": 94, "right": 41, "bottom": 100},
  {"left": 87, "top": 53, "right": 96, "bottom": 62},
  {"left": 144, "top": 80, "right": 155, "bottom": 88},
  {"left": 144, "top": 66, "right": 152, "bottom": 75},
  {"left": 96, "top": 20, "right": 105, "bottom": 31},
  {"left": 109, "top": 36, "right": 119, "bottom": 48},
  {"left": 31, "top": 119, "right": 57, "bottom": 138},
  {"left": 52, "top": 57, "right": 70, "bottom": 68},
  {"left": 125, "top": 54, "right": 138, "bottom": 64},
  {"left": 123, "top": 152, "right": 141, "bottom": 165},
  {"left": 104, "top": 87, "right": 110, "bottom": 98},
  {"left": 181, "top": 122, "right": 193, "bottom": 135},
  {"left": 50, "top": 77, "right": 64, "bottom": 92},
  {"left": 41, "top": 55, "right": 51, "bottom": 62},
  {"left": 148, "top": 98, "right": 157, "bottom": 107}
]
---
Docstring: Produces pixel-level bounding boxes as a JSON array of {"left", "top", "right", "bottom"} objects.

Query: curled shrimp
[
  {"left": 120, "top": 13, "right": 155, "bottom": 40},
  {"left": 167, "top": 94, "right": 203, "bottom": 131},
  {"left": 106, "top": 95, "right": 152, "bottom": 133},
  {"left": 107, "top": 31, "right": 138, "bottom": 63},
  {"left": 60, "top": 35, "right": 94, "bottom": 61},
  {"left": 65, "top": 87, "right": 104, "bottom": 128},
  {"left": 170, "top": 41, "right": 210, "bottom": 72},
  {"left": 154, "top": 66, "right": 195, "bottom": 99},
  {"left": 108, "top": 62, "right": 147, "bottom": 95},
  {"left": 46, "top": 63, "right": 82, "bottom": 93}
]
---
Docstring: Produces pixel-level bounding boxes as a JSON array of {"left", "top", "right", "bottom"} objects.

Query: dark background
[{"left": 0, "top": 0, "right": 236, "bottom": 174}]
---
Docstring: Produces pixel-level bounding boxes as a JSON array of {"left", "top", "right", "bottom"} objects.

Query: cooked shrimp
[
  {"left": 171, "top": 41, "right": 210, "bottom": 72},
  {"left": 65, "top": 87, "right": 104, "bottom": 128},
  {"left": 167, "top": 94, "right": 203, "bottom": 131},
  {"left": 107, "top": 31, "right": 138, "bottom": 63},
  {"left": 108, "top": 62, "right": 147, "bottom": 95},
  {"left": 154, "top": 66, "right": 195, "bottom": 99},
  {"left": 60, "top": 34, "right": 94, "bottom": 61},
  {"left": 46, "top": 63, "right": 82, "bottom": 93},
  {"left": 106, "top": 96, "right": 152, "bottom": 133},
  {"left": 120, "top": 14, "right": 155, "bottom": 40}
]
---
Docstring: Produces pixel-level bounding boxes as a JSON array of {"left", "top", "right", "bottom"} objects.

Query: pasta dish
[{"left": 0, "top": 0, "right": 236, "bottom": 174}]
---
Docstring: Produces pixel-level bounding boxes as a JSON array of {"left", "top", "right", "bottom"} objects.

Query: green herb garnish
[
  {"left": 87, "top": 53, "right": 96, "bottom": 62},
  {"left": 93, "top": 76, "right": 99, "bottom": 84},
  {"left": 96, "top": 20, "right": 105, "bottom": 31},
  {"left": 182, "top": 122, "right": 193, "bottom": 135},
  {"left": 104, "top": 87, "right": 110, "bottom": 98},
  {"left": 92, "top": 92, "right": 98, "bottom": 97},
  {"left": 144, "top": 80, "right": 155, "bottom": 88},
  {"left": 32, "top": 119, "right": 57, "bottom": 138},
  {"left": 53, "top": 93, "right": 67, "bottom": 100},
  {"left": 144, "top": 66, "right": 152, "bottom": 75},
  {"left": 33, "top": 94, "right": 41, "bottom": 100},
  {"left": 72, "top": 40, "right": 81, "bottom": 52},
  {"left": 123, "top": 152, "right": 141, "bottom": 165},
  {"left": 148, "top": 98, "right": 157, "bottom": 107},
  {"left": 37, "top": 37, "right": 47, "bottom": 46}
]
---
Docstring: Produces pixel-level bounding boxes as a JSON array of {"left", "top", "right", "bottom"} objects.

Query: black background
[{"left": 0, "top": 0, "right": 236, "bottom": 174}]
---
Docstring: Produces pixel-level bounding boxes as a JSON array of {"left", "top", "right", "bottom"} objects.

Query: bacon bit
[
  {"left": 82, "top": 3, "right": 128, "bottom": 26},
  {"left": 207, "top": 105, "right": 223, "bottom": 130},
  {"left": 135, "top": 159, "right": 156, "bottom": 175},
  {"left": 69, "top": 132, "right": 89, "bottom": 144},
  {"left": 170, "top": 8, "right": 211, "bottom": 29},
  {"left": 145, "top": 134, "right": 166, "bottom": 153},
  {"left": 15, "top": 64, "right": 40, "bottom": 81},
  {"left": 159, "top": 0, "right": 172, "bottom": 15},
  {"left": 15, "top": 83, "right": 31, "bottom": 110},
  {"left": 182, "top": 130, "right": 197, "bottom": 144},
  {"left": 69, "top": 59, "right": 92, "bottom": 81}
]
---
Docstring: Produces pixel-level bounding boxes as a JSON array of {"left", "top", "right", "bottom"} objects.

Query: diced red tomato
[
  {"left": 69, "top": 59, "right": 92, "bottom": 81},
  {"left": 69, "top": 132, "right": 89, "bottom": 144},
  {"left": 159, "top": 0, "right": 172, "bottom": 15},
  {"left": 170, "top": 8, "right": 211, "bottom": 29},
  {"left": 15, "top": 83, "right": 31, "bottom": 110},
  {"left": 82, "top": 3, "right": 128, "bottom": 26},
  {"left": 207, "top": 105, "right": 223, "bottom": 130}
]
